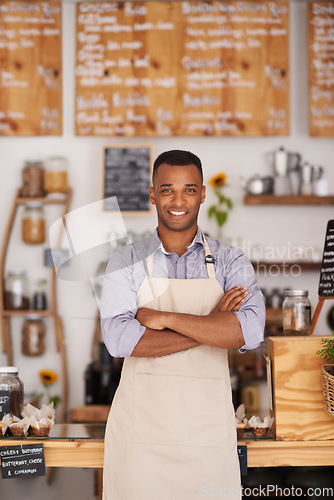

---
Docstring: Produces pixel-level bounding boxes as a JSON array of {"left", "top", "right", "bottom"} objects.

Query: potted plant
[{"left": 316, "top": 338, "right": 334, "bottom": 416}]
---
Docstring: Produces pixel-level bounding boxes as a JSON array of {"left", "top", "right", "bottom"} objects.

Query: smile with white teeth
[{"left": 169, "top": 210, "right": 186, "bottom": 216}]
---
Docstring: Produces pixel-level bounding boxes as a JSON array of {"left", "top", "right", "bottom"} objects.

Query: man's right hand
[{"left": 211, "top": 285, "right": 248, "bottom": 313}]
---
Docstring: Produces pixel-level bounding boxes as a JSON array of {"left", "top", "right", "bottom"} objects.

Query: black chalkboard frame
[
  {"left": 101, "top": 144, "right": 154, "bottom": 215},
  {"left": 318, "top": 220, "right": 334, "bottom": 299},
  {"left": 311, "top": 219, "right": 334, "bottom": 334}
]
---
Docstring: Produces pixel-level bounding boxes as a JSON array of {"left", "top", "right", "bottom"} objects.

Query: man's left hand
[{"left": 136, "top": 308, "right": 166, "bottom": 330}]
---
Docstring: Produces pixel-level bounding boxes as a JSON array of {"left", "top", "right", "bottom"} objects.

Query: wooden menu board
[
  {"left": 75, "top": 1, "right": 289, "bottom": 137},
  {"left": 102, "top": 144, "right": 152, "bottom": 213},
  {"left": 308, "top": 3, "right": 334, "bottom": 137},
  {"left": 0, "top": 1, "right": 62, "bottom": 136}
]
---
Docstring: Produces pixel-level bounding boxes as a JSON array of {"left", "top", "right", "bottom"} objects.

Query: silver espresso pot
[{"left": 272, "top": 146, "right": 301, "bottom": 177}]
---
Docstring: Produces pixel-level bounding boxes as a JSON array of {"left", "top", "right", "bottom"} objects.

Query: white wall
[{"left": 0, "top": 2, "right": 334, "bottom": 497}]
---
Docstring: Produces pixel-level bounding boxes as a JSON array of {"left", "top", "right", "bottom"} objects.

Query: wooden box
[{"left": 268, "top": 336, "right": 334, "bottom": 441}]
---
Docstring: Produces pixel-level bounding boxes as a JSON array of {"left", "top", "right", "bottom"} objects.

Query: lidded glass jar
[
  {"left": 21, "top": 161, "right": 45, "bottom": 198},
  {"left": 22, "top": 202, "right": 46, "bottom": 244},
  {"left": 0, "top": 366, "right": 24, "bottom": 418},
  {"left": 33, "top": 279, "right": 47, "bottom": 311},
  {"left": 22, "top": 316, "right": 46, "bottom": 356},
  {"left": 4, "top": 270, "right": 29, "bottom": 310},
  {"left": 44, "top": 156, "right": 68, "bottom": 195},
  {"left": 283, "top": 290, "right": 312, "bottom": 336}
]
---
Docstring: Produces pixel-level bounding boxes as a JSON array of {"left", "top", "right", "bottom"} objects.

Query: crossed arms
[{"left": 132, "top": 286, "right": 247, "bottom": 357}]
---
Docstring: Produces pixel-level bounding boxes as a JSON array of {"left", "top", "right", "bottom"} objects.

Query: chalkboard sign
[
  {"left": 1, "top": 443, "right": 46, "bottom": 479},
  {"left": 75, "top": 1, "right": 289, "bottom": 137},
  {"left": 308, "top": 3, "right": 334, "bottom": 137},
  {"left": 102, "top": 145, "right": 153, "bottom": 214},
  {"left": 0, "top": 1, "right": 62, "bottom": 136},
  {"left": 318, "top": 220, "right": 334, "bottom": 297}
]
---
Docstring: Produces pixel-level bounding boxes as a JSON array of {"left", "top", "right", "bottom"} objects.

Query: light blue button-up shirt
[{"left": 100, "top": 227, "right": 265, "bottom": 357}]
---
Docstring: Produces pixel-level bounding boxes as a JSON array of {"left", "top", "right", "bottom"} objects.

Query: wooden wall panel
[
  {"left": 308, "top": 2, "right": 334, "bottom": 137},
  {"left": 75, "top": 1, "right": 289, "bottom": 137},
  {"left": 0, "top": 1, "right": 62, "bottom": 136}
]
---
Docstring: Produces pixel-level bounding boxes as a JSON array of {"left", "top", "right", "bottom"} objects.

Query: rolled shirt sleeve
[
  {"left": 223, "top": 247, "right": 265, "bottom": 352},
  {"left": 100, "top": 246, "right": 146, "bottom": 358}
]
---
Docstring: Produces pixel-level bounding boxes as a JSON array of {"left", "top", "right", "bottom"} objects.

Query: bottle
[
  {"left": 283, "top": 290, "right": 312, "bottom": 335},
  {"left": 21, "top": 161, "right": 45, "bottom": 198},
  {"left": 44, "top": 156, "right": 68, "bottom": 195},
  {"left": 22, "top": 202, "right": 46, "bottom": 244},
  {"left": 0, "top": 367, "right": 24, "bottom": 418},
  {"left": 4, "top": 270, "right": 30, "bottom": 310},
  {"left": 21, "top": 316, "right": 46, "bottom": 356},
  {"left": 33, "top": 279, "right": 48, "bottom": 310}
]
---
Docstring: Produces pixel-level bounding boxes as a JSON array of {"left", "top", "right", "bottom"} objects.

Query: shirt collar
[{"left": 151, "top": 226, "right": 204, "bottom": 255}]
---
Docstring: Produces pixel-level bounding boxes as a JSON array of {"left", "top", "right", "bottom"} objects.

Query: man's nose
[{"left": 171, "top": 191, "right": 185, "bottom": 205}]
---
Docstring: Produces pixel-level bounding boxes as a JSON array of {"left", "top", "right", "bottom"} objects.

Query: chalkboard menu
[
  {"left": 308, "top": 3, "right": 334, "bottom": 137},
  {"left": 75, "top": 1, "right": 289, "bottom": 137},
  {"left": 0, "top": 1, "right": 62, "bottom": 136},
  {"left": 102, "top": 145, "right": 152, "bottom": 213},
  {"left": 318, "top": 220, "right": 334, "bottom": 297}
]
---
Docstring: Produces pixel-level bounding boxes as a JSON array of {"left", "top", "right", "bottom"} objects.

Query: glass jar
[
  {"left": 22, "top": 202, "right": 45, "bottom": 244},
  {"left": 4, "top": 270, "right": 30, "bottom": 310},
  {"left": 0, "top": 367, "right": 24, "bottom": 418},
  {"left": 283, "top": 290, "right": 312, "bottom": 336},
  {"left": 21, "top": 316, "right": 46, "bottom": 356},
  {"left": 33, "top": 279, "right": 47, "bottom": 311},
  {"left": 21, "top": 161, "right": 45, "bottom": 198},
  {"left": 44, "top": 156, "right": 68, "bottom": 195}
]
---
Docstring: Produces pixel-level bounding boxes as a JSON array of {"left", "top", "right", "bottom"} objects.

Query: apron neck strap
[{"left": 147, "top": 233, "right": 216, "bottom": 279}]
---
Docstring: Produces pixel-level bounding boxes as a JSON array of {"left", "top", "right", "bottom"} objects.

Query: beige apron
[{"left": 103, "top": 236, "right": 241, "bottom": 500}]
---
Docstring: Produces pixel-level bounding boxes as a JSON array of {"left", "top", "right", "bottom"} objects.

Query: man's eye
[
  {"left": 161, "top": 188, "right": 172, "bottom": 193},
  {"left": 186, "top": 189, "right": 196, "bottom": 193}
]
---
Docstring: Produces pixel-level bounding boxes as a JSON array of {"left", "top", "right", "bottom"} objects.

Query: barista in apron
[{"left": 102, "top": 151, "right": 264, "bottom": 499}]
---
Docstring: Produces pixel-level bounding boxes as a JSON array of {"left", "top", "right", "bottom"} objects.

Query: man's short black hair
[{"left": 153, "top": 150, "right": 203, "bottom": 183}]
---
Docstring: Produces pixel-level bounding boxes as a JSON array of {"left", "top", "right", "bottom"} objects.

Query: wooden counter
[{"left": 1, "top": 425, "right": 333, "bottom": 469}]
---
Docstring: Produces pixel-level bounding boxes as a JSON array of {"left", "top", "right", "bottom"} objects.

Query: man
[{"left": 101, "top": 150, "right": 265, "bottom": 500}]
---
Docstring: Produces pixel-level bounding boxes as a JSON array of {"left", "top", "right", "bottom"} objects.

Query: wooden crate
[{"left": 268, "top": 336, "right": 334, "bottom": 441}]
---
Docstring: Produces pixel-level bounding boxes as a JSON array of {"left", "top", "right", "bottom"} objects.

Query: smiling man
[{"left": 101, "top": 150, "right": 265, "bottom": 500}]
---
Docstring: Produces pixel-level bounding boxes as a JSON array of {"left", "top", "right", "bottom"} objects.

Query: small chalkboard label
[
  {"left": 0, "top": 391, "right": 10, "bottom": 419},
  {"left": 318, "top": 220, "right": 334, "bottom": 298},
  {"left": 237, "top": 445, "right": 248, "bottom": 476},
  {"left": 1, "top": 443, "right": 46, "bottom": 479},
  {"left": 101, "top": 145, "right": 153, "bottom": 214}
]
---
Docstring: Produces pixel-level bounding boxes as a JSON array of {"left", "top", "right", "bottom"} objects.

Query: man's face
[{"left": 149, "top": 163, "right": 206, "bottom": 233}]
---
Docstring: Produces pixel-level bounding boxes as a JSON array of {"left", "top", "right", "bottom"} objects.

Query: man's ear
[
  {"left": 149, "top": 186, "right": 156, "bottom": 205},
  {"left": 200, "top": 185, "right": 206, "bottom": 204}
]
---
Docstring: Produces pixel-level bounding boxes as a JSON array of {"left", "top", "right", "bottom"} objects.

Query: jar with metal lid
[
  {"left": 22, "top": 202, "right": 46, "bottom": 244},
  {"left": 4, "top": 270, "right": 30, "bottom": 310},
  {"left": 21, "top": 161, "right": 45, "bottom": 198},
  {"left": 44, "top": 156, "right": 68, "bottom": 195},
  {"left": 33, "top": 279, "right": 48, "bottom": 311},
  {"left": 0, "top": 367, "right": 24, "bottom": 419},
  {"left": 21, "top": 316, "right": 46, "bottom": 356},
  {"left": 283, "top": 290, "right": 312, "bottom": 335}
]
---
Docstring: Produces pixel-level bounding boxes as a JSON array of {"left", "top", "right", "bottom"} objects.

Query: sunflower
[
  {"left": 207, "top": 172, "right": 232, "bottom": 240},
  {"left": 209, "top": 173, "right": 227, "bottom": 188},
  {"left": 39, "top": 369, "right": 58, "bottom": 385}
]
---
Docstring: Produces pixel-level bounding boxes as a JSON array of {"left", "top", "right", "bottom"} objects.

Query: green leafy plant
[{"left": 316, "top": 338, "right": 334, "bottom": 363}]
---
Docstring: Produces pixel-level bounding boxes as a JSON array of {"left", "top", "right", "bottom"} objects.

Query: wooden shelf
[
  {"left": 0, "top": 188, "right": 72, "bottom": 424},
  {"left": 16, "top": 190, "right": 71, "bottom": 205},
  {"left": 2, "top": 310, "right": 53, "bottom": 317},
  {"left": 251, "top": 261, "right": 321, "bottom": 272},
  {"left": 244, "top": 194, "right": 334, "bottom": 205}
]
